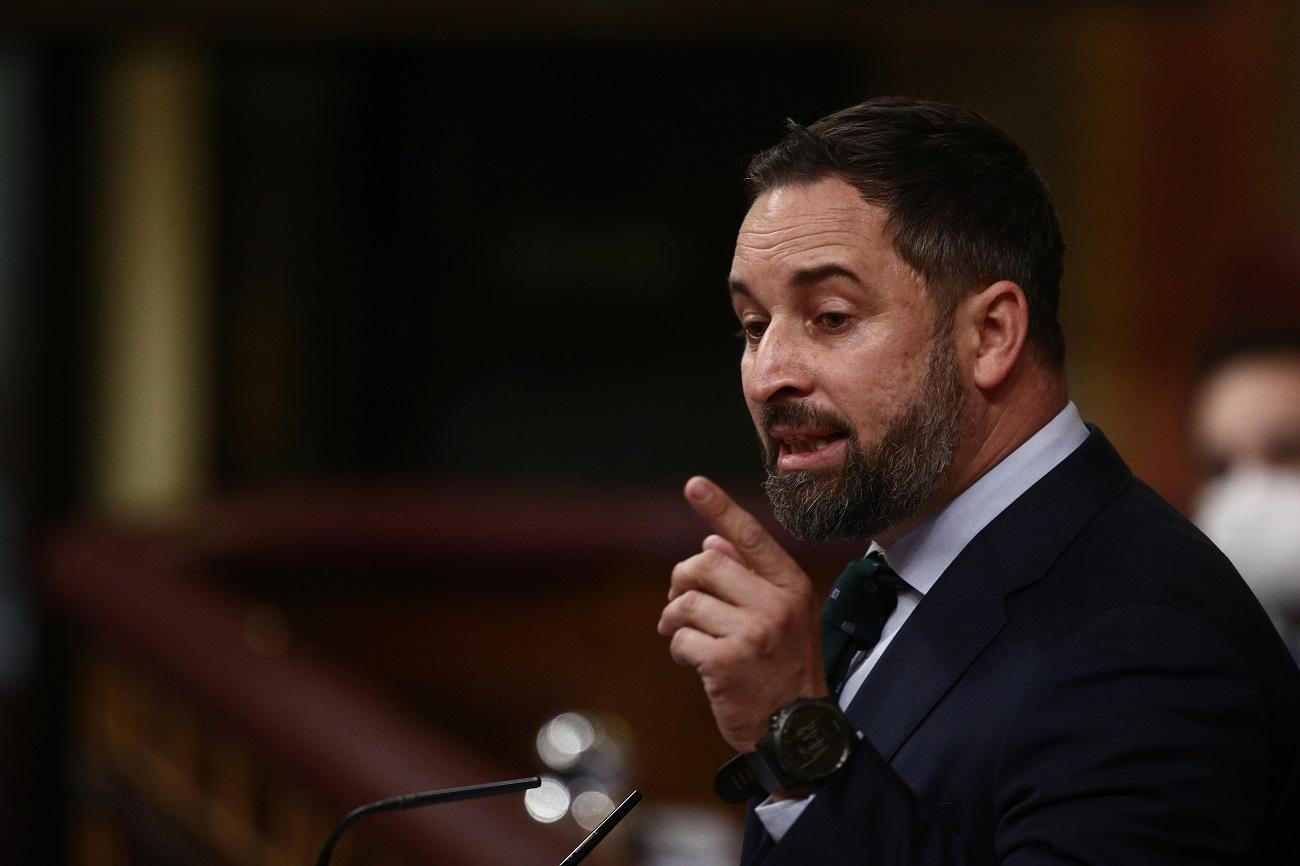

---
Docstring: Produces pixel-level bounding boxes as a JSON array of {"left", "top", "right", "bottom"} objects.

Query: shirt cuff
[{"left": 753, "top": 792, "right": 815, "bottom": 842}]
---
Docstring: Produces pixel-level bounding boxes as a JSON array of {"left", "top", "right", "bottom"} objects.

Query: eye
[
  {"left": 815, "top": 312, "right": 851, "bottom": 331},
  {"left": 735, "top": 320, "right": 768, "bottom": 345}
]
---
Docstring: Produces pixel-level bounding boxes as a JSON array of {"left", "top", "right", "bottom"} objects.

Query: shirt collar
[{"left": 870, "top": 401, "right": 1089, "bottom": 595}]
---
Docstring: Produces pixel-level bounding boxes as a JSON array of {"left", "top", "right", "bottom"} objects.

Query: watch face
[{"left": 774, "top": 702, "right": 853, "bottom": 782}]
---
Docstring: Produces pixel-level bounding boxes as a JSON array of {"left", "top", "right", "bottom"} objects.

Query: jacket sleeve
[{"left": 759, "top": 605, "right": 1275, "bottom": 866}]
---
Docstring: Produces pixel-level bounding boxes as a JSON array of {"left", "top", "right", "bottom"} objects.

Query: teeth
[{"left": 789, "top": 437, "right": 832, "bottom": 454}]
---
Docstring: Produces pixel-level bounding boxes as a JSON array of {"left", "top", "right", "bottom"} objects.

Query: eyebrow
[{"left": 728, "top": 263, "right": 866, "bottom": 297}]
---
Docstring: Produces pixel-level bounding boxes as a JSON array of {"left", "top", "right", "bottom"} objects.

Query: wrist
[{"left": 747, "top": 697, "right": 857, "bottom": 794}]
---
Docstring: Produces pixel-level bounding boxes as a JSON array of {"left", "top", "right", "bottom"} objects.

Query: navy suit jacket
[{"left": 741, "top": 428, "right": 1300, "bottom": 865}]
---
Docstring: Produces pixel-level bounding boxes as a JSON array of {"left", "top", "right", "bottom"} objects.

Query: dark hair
[
  {"left": 746, "top": 96, "right": 1067, "bottom": 368},
  {"left": 1196, "top": 329, "right": 1300, "bottom": 381}
]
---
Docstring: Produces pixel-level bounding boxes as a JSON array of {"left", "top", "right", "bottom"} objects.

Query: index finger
[{"left": 683, "top": 475, "right": 798, "bottom": 584}]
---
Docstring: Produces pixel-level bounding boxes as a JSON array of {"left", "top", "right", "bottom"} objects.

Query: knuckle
[
  {"left": 768, "top": 603, "right": 794, "bottom": 632},
  {"left": 715, "top": 643, "right": 742, "bottom": 669},
  {"left": 742, "top": 611, "right": 781, "bottom": 654},
  {"left": 735, "top": 623, "right": 764, "bottom": 653},
  {"left": 741, "top": 619, "right": 771, "bottom": 650},
  {"left": 669, "top": 629, "right": 691, "bottom": 661},
  {"left": 735, "top": 519, "right": 765, "bottom": 551},
  {"left": 670, "top": 559, "right": 695, "bottom": 588}
]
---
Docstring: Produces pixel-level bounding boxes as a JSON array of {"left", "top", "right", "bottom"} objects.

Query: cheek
[
  {"left": 745, "top": 397, "right": 765, "bottom": 434},
  {"left": 832, "top": 349, "right": 922, "bottom": 431},
  {"left": 739, "top": 356, "right": 761, "bottom": 408}
]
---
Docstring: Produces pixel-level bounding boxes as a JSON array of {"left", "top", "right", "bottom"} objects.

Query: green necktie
[{"left": 821, "top": 552, "right": 907, "bottom": 693}]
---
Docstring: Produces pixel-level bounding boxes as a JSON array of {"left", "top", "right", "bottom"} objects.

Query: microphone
[
  {"left": 315, "top": 776, "right": 539, "bottom": 866},
  {"left": 558, "top": 789, "right": 641, "bottom": 866},
  {"left": 314, "top": 777, "right": 641, "bottom": 866}
]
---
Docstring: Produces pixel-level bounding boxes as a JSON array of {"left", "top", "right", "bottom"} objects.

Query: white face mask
[{"left": 1194, "top": 468, "right": 1300, "bottom": 617}]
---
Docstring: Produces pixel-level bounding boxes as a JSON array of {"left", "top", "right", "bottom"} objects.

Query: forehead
[
  {"left": 731, "top": 176, "right": 906, "bottom": 286},
  {"left": 1194, "top": 354, "right": 1300, "bottom": 454}
]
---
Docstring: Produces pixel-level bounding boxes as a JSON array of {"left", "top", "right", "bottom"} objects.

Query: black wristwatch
[{"left": 744, "top": 697, "right": 858, "bottom": 794}]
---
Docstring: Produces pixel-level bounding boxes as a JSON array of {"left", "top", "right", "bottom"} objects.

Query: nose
[{"left": 743, "top": 320, "right": 815, "bottom": 406}]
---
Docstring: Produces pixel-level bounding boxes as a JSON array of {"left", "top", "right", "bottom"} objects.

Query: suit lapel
[
  {"left": 843, "top": 427, "right": 1133, "bottom": 761},
  {"left": 736, "top": 429, "right": 1134, "bottom": 863},
  {"left": 739, "top": 806, "right": 774, "bottom": 866},
  {"left": 844, "top": 537, "right": 1006, "bottom": 759}
]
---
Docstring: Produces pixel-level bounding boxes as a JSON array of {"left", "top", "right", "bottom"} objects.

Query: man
[
  {"left": 1191, "top": 332, "right": 1300, "bottom": 657},
  {"left": 657, "top": 97, "right": 1300, "bottom": 865}
]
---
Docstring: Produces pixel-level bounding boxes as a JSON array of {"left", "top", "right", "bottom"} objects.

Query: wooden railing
[{"left": 43, "top": 484, "right": 862, "bottom": 866}]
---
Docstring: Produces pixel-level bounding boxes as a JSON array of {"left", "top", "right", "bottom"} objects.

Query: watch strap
[
  {"left": 744, "top": 748, "right": 789, "bottom": 793},
  {"left": 713, "top": 753, "right": 765, "bottom": 803}
]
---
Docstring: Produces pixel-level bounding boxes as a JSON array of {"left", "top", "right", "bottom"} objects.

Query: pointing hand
[{"left": 658, "top": 476, "right": 828, "bottom": 752}]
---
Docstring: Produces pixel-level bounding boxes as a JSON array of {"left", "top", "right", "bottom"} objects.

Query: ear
[{"left": 960, "top": 280, "right": 1029, "bottom": 392}]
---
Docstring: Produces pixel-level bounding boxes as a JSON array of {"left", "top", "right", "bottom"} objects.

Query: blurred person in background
[
  {"left": 1192, "top": 331, "right": 1300, "bottom": 658},
  {"left": 659, "top": 97, "right": 1300, "bottom": 866}
]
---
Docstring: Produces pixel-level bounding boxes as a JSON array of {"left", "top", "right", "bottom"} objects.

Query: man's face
[
  {"left": 728, "top": 175, "right": 967, "bottom": 542},
  {"left": 1192, "top": 352, "right": 1300, "bottom": 480}
]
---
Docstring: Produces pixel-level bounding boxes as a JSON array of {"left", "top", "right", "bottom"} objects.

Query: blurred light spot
[
  {"left": 571, "top": 789, "right": 615, "bottom": 831},
  {"left": 536, "top": 711, "right": 597, "bottom": 771},
  {"left": 637, "top": 803, "right": 743, "bottom": 865},
  {"left": 583, "top": 736, "right": 625, "bottom": 777},
  {"left": 524, "top": 777, "right": 570, "bottom": 824}
]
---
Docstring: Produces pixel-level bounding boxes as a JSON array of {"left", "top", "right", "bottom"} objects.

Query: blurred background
[{"left": 1, "top": 1, "right": 1299, "bottom": 864}]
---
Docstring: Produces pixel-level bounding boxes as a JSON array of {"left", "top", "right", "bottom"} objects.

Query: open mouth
[
  {"left": 770, "top": 427, "right": 851, "bottom": 471},
  {"left": 783, "top": 433, "right": 847, "bottom": 454}
]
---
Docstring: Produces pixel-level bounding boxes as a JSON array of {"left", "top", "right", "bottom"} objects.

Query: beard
[{"left": 761, "top": 332, "right": 967, "bottom": 543}]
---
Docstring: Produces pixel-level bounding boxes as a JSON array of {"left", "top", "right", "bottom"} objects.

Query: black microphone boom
[
  {"left": 558, "top": 789, "right": 641, "bottom": 866},
  {"left": 315, "top": 776, "right": 541, "bottom": 866}
]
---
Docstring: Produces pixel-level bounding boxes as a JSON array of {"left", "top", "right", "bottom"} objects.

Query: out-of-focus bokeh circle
[
  {"left": 536, "top": 712, "right": 597, "bottom": 771},
  {"left": 570, "top": 788, "right": 616, "bottom": 831},
  {"left": 523, "top": 777, "right": 571, "bottom": 824}
]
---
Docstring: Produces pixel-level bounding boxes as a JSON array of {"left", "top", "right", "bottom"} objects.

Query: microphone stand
[
  {"left": 315, "top": 777, "right": 540, "bottom": 866},
  {"left": 315, "top": 777, "right": 641, "bottom": 866}
]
